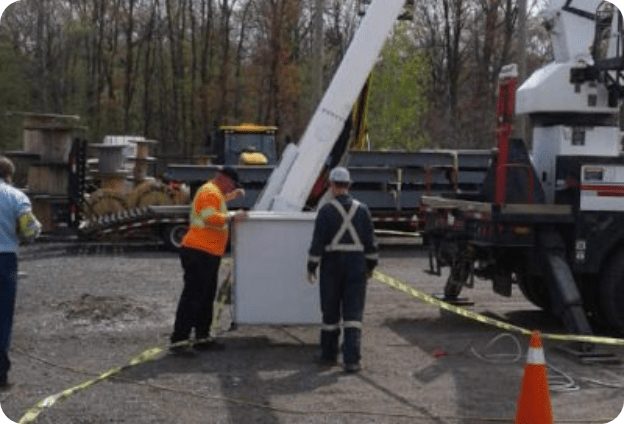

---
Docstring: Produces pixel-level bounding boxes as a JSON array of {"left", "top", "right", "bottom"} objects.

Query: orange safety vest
[{"left": 181, "top": 181, "right": 229, "bottom": 256}]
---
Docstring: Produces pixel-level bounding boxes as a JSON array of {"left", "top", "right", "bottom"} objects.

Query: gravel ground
[{"left": 0, "top": 241, "right": 623, "bottom": 423}]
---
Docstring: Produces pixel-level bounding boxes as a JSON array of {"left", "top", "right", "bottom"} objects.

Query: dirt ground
[{"left": 1, "top": 241, "right": 624, "bottom": 424}]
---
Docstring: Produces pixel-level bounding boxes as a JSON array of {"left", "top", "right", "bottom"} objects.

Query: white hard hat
[{"left": 329, "top": 167, "right": 351, "bottom": 183}]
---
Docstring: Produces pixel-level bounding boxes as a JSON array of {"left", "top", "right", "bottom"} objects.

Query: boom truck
[
  {"left": 226, "top": 0, "right": 624, "bottom": 337},
  {"left": 421, "top": 0, "right": 624, "bottom": 338}
]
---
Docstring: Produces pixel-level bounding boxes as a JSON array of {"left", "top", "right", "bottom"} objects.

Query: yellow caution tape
[
  {"left": 374, "top": 269, "right": 624, "bottom": 346},
  {"left": 19, "top": 261, "right": 235, "bottom": 424},
  {"left": 18, "top": 347, "right": 164, "bottom": 424}
]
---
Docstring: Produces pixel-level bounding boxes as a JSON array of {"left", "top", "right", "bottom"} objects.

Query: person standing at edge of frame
[
  {"left": 169, "top": 166, "right": 246, "bottom": 355},
  {"left": 0, "top": 156, "right": 42, "bottom": 389},
  {"left": 307, "top": 166, "right": 379, "bottom": 373}
]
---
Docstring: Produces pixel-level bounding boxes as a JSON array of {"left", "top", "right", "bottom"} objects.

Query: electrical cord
[
  {"left": 469, "top": 332, "right": 523, "bottom": 364},
  {"left": 468, "top": 333, "right": 578, "bottom": 391},
  {"left": 468, "top": 332, "right": 624, "bottom": 393}
]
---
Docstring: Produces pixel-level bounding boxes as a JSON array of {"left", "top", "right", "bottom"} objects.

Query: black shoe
[
  {"left": 344, "top": 362, "right": 362, "bottom": 373},
  {"left": 169, "top": 342, "right": 196, "bottom": 356},
  {"left": 194, "top": 338, "right": 225, "bottom": 352},
  {"left": 313, "top": 355, "right": 338, "bottom": 367}
]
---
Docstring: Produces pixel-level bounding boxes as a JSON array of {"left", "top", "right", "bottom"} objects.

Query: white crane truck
[
  {"left": 421, "top": 0, "right": 624, "bottom": 338},
  {"left": 250, "top": 0, "right": 624, "bottom": 337}
]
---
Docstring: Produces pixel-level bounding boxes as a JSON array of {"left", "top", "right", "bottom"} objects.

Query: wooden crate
[{"left": 27, "top": 164, "right": 69, "bottom": 195}]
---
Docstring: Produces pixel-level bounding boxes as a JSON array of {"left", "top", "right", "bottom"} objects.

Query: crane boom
[{"left": 255, "top": 0, "right": 407, "bottom": 212}]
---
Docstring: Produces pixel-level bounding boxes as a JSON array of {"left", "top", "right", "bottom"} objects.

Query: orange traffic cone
[{"left": 515, "top": 331, "right": 553, "bottom": 424}]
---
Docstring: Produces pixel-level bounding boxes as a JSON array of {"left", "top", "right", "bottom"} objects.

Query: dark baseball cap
[{"left": 220, "top": 166, "right": 241, "bottom": 187}]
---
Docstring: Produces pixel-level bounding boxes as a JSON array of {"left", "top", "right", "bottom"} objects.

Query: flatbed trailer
[
  {"left": 163, "top": 149, "right": 492, "bottom": 232},
  {"left": 78, "top": 205, "right": 190, "bottom": 250}
]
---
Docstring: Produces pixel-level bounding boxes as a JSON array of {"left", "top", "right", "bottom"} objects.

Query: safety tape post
[{"left": 373, "top": 269, "right": 624, "bottom": 346}]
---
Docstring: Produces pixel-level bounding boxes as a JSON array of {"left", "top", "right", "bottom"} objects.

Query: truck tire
[
  {"left": 599, "top": 250, "right": 624, "bottom": 334},
  {"left": 161, "top": 224, "right": 188, "bottom": 251},
  {"left": 517, "top": 273, "right": 551, "bottom": 311}
]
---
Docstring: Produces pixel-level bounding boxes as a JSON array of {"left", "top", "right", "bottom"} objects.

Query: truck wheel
[
  {"left": 161, "top": 224, "right": 188, "bottom": 251},
  {"left": 517, "top": 274, "right": 551, "bottom": 311},
  {"left": 599, "top": 250, "right": 624, "bottom": 334}
]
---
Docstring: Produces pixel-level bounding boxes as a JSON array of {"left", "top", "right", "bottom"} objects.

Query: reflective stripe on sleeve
[{"left": 199, "top": 207, "right": 219, "bottom": 220}]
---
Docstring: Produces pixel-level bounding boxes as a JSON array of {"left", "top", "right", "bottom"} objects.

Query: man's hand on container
[
  {"left": 231, "top": 210, "right": 248, "bottom": 224},
  {"left": 306, "top": 261, "right": 318, "bottom": 284}
]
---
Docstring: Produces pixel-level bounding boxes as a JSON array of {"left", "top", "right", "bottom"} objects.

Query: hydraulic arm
[{"left": 254, "top": 0, "right": 407, "bottom": 212}]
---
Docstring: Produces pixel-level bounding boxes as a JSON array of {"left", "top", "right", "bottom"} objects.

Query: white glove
[{"left": 307, "top": 271, "right": 316, "bottom": 284}]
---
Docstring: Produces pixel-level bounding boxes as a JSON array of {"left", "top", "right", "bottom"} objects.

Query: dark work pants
[
  {"left": 171, "top": 248, "right": 221, "bottom": 343},
  {"left": 319, "top": 252, "right": 367, "bottom": 365},
  {"left": 0, "top": 253, "right": 17, "bottom": 379}
]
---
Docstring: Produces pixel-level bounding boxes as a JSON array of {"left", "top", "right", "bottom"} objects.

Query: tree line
[{"left": 0, "top": 0, "right": 549, "bottom": 164}]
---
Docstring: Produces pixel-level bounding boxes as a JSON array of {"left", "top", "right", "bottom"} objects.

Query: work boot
[
  {"left": 343, "top": 327, "right": 362, "bottom": 366},
  {"left": 344, "top": 362, "right": 362, "bottom": 373},
  {"left": 168, "top": 340, "right": 196, "bottom": 356}
]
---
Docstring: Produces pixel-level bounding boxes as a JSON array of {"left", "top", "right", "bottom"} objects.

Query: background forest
[{"left": 0, "top": 0, "right": 550, "bottom": 165}]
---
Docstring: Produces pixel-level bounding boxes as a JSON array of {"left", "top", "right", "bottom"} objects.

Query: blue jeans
[{"left": 0, "top": 253, "right": 17, "bottom": 377}]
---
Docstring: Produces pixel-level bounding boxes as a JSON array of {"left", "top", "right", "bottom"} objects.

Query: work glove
[
  {"left": 366, "top": 259, "right": 377, "bottom": 280},
  {"left": 307, "top": 261, "right": 318, "bottom": 284}
]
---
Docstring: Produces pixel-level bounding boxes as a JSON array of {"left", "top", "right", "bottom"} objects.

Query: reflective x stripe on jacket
[
  {"left": 326, "top": 199, "right": 363, "bottom": 252},
  {"left": 308, "top": 194, "right": 379, "bottom": 266},
  {"left": 181, "top": 181, "right": 229, "bottom": 256}
]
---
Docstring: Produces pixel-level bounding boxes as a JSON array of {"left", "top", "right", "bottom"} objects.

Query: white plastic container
[{"left": 232, "top": 211, "right": 321, "bottom": 325}]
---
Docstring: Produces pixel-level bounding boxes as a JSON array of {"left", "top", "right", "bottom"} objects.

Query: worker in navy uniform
[{"left": 307, "top": 166, "right": 378, "bottom": 373}]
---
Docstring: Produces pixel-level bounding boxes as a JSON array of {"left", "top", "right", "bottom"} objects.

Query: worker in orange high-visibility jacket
[{"left": 170, "top": 166, "right": 246, "bottom": 354}]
